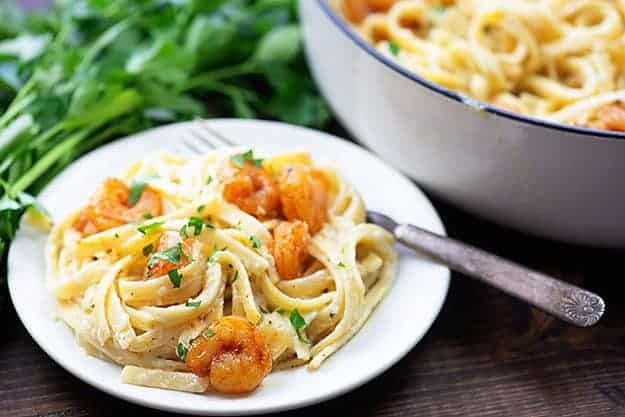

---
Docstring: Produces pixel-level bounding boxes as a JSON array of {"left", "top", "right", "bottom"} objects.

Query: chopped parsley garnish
[
  {"left": 338, "top": 261, "right": 346, "bottom": 268},
  {"left": 289, "top": 308, "right": 309, "bottom": 343},
  {"left": 142, "top": 243, "right": 154, "bottom": 257},
  {"left": 114, "top": 233, "right": 119, "bottom": 238},
  {"left": 206, "top": 175, "right": 213, "bottom": 185},
  {"left": 128, "top": 181, "right": 147, "bottom": 207},
  {"left": 128, "top": 175, "right": 158, "bottom": 206},
  {"left": 259, "top": 305, "right": 268, "bottom": 314},
  {"left": 176, "top": 342, "right": 188, "bottom": 361},
  {"left": 148, "top": 243, "right": 182, "bottom": 268},
  {"left": 197, "top": 204, "right": 205, "bottom": 213},
  {"left": 143, "top": 213, "right": 153, "bottom": 219},
  {"left": 188, "top": 217, "right": 204, "bottom": 236},
  {"left": 389, "top": 40, "right": 400, "bottom": 57},
  {"left": 250, "top": 235, "right": 262, "bottom": 249},
  {"left": 180, "top": 224, "right": 189, "bottom": 238},
  {"left": 230, "top": 149, "right": 263, "bottom": 168},
  {"left": 232, "top": 270, "right": 239, "bottom": 283},
  {"left": 168, "top": 269, "right": 183, "bottom": 288},
  {"left": 185, "top": 299, "right": 201, "bottom": 308},
  {"left": 137, "top": 221, "right": 164, "bottom": 235},
  {"left": 203, "top": 329, "right": 215, "bottom": 338},
  {"left": 276, "top": 308, "right": 286, "bottom": 315}
]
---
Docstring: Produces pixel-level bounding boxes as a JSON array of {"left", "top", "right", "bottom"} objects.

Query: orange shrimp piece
[
  {"left": 278, "top": 164, "right": 328, "bottom": 234},
  {"left": 186, "top": 316, "right": 272, "bottom": 395},
  {"left": 271, "top": 221, "right": 311, "bottom": 280},
  {"left": 368, "top": 0, "right": 398, "bottom": 11},
  {"left": 222, "top": 163, "right": 281, "bottom": 220},
  {"left": 145, "top": 231, "right": 194, "bottom": 278},
  {"left": 73, "top": 178, "right": 162, "bottom": 236},
  {"left": 343, "top": 0, "right": 397, "bottom": 23},
  {"left": 594, "top": 101, "right": 625, "bottom": 132},
  {"left": 343, "top": 0, "right": 369, "bottom": 23}
]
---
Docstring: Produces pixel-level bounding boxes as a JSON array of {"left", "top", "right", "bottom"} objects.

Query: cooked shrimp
[
  {"left": 222, "top": 163, "right": 281, "bottom": 220},
  {"left": 73, "top": 178, "right": 162, "bottom": 236},
  {"left": 271, "top": 221, "right": 310, "bottom": 280},
  {"left": 594, "top": 101, "right": 625, "bottom": 132},
  {"left": 278, "top": 164, "right": 328, "bottom": 234},
  {"left": 186, "top": 316, "right": 272, "bottom": 395},
  {"left": 145, "top": 231, "right": 194, "bottom": 278},
  {"left": 343, "top": 0, "right": 397, "bottom": 23}
]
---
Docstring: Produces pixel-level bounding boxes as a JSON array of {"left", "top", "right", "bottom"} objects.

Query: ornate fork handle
[{"left": 368, "top": 211, "right": 605, "bottom": 327}]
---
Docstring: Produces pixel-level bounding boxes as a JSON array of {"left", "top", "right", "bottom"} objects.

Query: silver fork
[
  {"left": 177, "top": 120, "right": 605, "bottom": 327},
  {"left": 175, "top": 120, "right": 238, "bottom": 154}
]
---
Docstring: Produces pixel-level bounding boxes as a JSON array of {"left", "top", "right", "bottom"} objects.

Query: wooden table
[
  {"left": 4, "top": 3, "right": 625, "bottom": 414},
  {"left": 2, "top": 194, "right": 624, "bottom": 417}
]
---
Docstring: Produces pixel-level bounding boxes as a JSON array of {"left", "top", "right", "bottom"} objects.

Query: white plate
[{"left": 8, "top": 120, "right": 450, "bottom": 415}]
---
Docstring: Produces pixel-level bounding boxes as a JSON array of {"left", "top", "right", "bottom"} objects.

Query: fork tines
[{"left": 176, "top": 120, "right": 239, "bottom": 155}]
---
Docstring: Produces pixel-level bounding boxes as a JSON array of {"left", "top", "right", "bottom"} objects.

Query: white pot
[{"left": 300, "top": 0, "right": 625, "bottom": 247}]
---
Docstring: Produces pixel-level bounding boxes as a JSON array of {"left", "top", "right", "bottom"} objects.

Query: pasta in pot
[
  {"left": 46, "top": 149, "right": 397, "bottom": 395},
  {"left": 340, "top": 0, "right": 625, "bottom": 131}
]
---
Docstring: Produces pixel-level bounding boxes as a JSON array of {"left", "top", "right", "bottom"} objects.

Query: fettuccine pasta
[
  {"left": 46, "top": 149, "right": 397, "bottom": 395},
  {"left": 340, "top": 0, "right": 625, "bottom": 131}
]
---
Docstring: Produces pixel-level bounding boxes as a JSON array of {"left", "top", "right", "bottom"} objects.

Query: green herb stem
[
  {"left": 182, "top": 61, "right": 259, "bottom": 92},
  {"left": 12, "top": 128, "right": 93, "bottom": 193},
  {"left": 0, "top": 93, "right": 34, "bottom": 130},
  {"left": 30, "top": 122, "right": 65, "bottom": 149}
]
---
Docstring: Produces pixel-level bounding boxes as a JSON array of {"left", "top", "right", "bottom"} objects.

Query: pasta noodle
[
  {"left": 340, "top": 0, "right": 625, "bottom": 131},
  {"left": 46, "top": 149, "right": 397, "bottom": 395}
]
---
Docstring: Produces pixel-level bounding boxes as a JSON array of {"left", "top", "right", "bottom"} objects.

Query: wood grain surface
[
  {"left": 3, "top": 2, "right": 625, "bottom": 414},
  {"left": 2, "top": 197, "right": 624, "bottom": 417}
]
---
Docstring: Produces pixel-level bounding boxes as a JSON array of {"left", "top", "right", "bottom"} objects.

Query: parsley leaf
[
  {"left": 203, "top": 329, "right": 215, "bottom": 338},
  {"left": 137, "top": 221, "right": 164, "bottom": 235},
  {"left": 148, "top": 243, "right": 181, "bottom": 268},
  {"left": 289, "top": 308, "right": 309, "bottom": 343},
  {"left": 276, "top": 308, "right": 286, "bottom": 315},
  {"left": 338, "top": 261, "right": 346, "bottom": 268},
  {"left": 250, "top": 235, "right": 262, "bottom": 249},
  {"left": 185, "top": 299, "right": 201, "bottom": 308},
  {"left": 197, "top": 204, "right": 205, "bottom": 213},
  {"left": 206, "top": 176, "right": 213, "bottom": 185},
  {"left": 128, "top": 175, "right": 158, "bottom": 206},
  {"left": 188, "top": 217, "right": 204, "bottom": 236},
  {"left": 176, "top": 342, "right": 188, "bottom": 361},
  {"left": 168, "top": 269, "right": 183, "bottom": 288},
  {"left": 180, "top": 224, "right": 188, "bottom": 238},
  {"left": 389, "top": 41, "right": 400, "bottom": 57},
  {"left": 232, "top": 270, "right": 239, "bottom": 283},
  {"left": 230, "top": 150, "right": 263, "bottom": 168},
  {"left": 128, "top": 182, "right": 147, "bottom": 207},
  {"left": 259, "top": 305, "right": 268, "bottom": 314},
  {"left": 142, "top": 243, "right": 154, "bottom": 257}
]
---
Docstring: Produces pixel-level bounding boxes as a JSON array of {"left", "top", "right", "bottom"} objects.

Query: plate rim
[{"left": 8, "top": 119, "right": 450, "bottom": 415}]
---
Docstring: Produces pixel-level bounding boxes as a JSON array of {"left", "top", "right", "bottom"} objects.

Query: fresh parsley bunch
[{"left": 0, "top": 0, "right": 331, "bottom": 302}]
